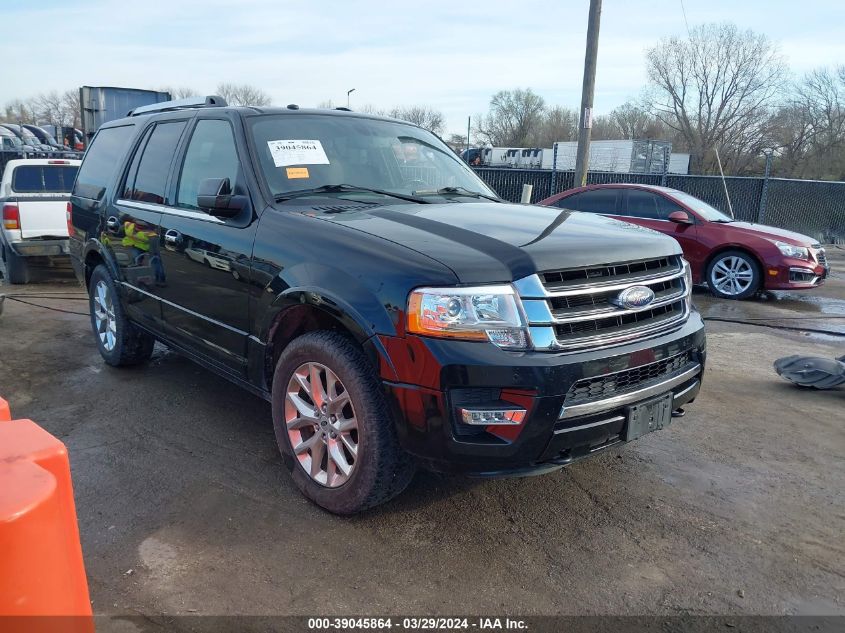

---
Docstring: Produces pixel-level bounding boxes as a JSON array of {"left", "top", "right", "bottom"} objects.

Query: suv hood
[
  {"left": 716, "top": 220, "right": 819, "bottom": 246},
  {"left": 309, "top": 202, "right": 682, "bottom": 283}
]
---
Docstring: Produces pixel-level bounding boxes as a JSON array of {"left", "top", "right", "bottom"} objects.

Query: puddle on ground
[{"left": 693, "top": 287, "right": 845, "bottom": 337}]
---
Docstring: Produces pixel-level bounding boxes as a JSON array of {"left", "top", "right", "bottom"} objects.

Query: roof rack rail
[{"left": 128, "top": 95, "right": 228, "bottom": 117}]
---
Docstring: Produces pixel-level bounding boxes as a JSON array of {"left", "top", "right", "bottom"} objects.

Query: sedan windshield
[
  {"left": 671, "top": 190, "right": 733, "bottom": 222},
  {"left": 249, "top": 114, "right": 497, "bottom": 203}
]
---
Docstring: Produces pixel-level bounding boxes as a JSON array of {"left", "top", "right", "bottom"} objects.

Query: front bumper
[
  {"left": 381, "top": 312, "right": 706, "bottom": 475},
  {"left": 762, "top": 256, "right": 829, "bottom": 290}
]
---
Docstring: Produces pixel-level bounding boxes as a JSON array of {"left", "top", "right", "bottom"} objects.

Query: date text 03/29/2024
[{"left": 307, "top": 617, "right": 528, "bottom": 631}]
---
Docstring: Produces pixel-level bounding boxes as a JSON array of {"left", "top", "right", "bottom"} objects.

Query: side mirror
[
  {"left": 197, "top": 178, "right": 247, "bottom": 218},
  {"left": 668, "top": 210, "right": 693, "bottom": 225}
]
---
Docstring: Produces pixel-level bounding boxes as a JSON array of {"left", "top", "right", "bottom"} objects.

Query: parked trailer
[
  {"left": 482, "top": 147, "right": 518, "bottom": 167},
  {"left": 517, "top": 148, "right": 543, "bottom": 169},
  {"left": 535, "top": 140, "right": 688, "bottom": 174},
  {"left": 80, "top": 86, "right": 171, "bottom": 143}
]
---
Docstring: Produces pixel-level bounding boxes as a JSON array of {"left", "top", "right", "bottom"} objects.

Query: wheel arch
[
  {"left": 82, "top": 240, "right": 120, "bottom": 289},
  {"left": 260, "top": 290, "right": 397, "bottom": 394},
  {"left": 702, "top": 245, "right": 765, "bottom": 281}
]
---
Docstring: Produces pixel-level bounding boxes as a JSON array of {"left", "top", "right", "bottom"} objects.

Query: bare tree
[
  {"left": 772, "top": 66, "right": 845, "bottom": 178},
  {"left": 62, "top": 90, "right": 82, "bottom": 129},
  {"left": 31, "top": 91, "right": 66, "bottom": 126},
  {"left": 2, "top": 99, "right": 37, "bottom": 125},
  {"left": 159, "top": 86, "right": 200, "bottom": 99},
  {"left": 645, "top": 23, "right": 786, "bottom": 173},
  {"left": 534, "top": 106, "right": 578, "bottom": 146},
  {"left": 607, "top": 100, "right": 667, "bottom": 139},
  {"left": 475, "top": 88, "right": 546, "bottom": 146},
  {"left": 215, "top": 83, "right": 272, "bottom": 107},
  {"left": 357, "top": 104, "right": 386, "bottom": 116},
  {"left": 388, "top": 105, "right": 445, "bottom": 136},
  {"left": 589, "top": 115, "right": 620, "bottom": 140}
]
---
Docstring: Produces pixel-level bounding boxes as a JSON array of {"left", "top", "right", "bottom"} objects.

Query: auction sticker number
[{"left": 268, "top": 139, "right": 330, "bottom": 167}]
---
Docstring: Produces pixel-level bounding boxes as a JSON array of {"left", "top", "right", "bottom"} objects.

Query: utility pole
[
  {"left": 466, "top": 116, "right": 471, "bottom": 157},
  {"left": 573, "top": 0, "right": 602, "bottom": 188}
]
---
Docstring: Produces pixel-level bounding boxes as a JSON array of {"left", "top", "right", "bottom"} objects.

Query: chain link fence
[{"left": 473, "top": 167, "right": 845, "bottom": 244}]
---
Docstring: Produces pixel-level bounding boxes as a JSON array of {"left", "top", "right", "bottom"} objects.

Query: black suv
[{"left": 69, "top": 96, "right": 706, "bottom": 514}]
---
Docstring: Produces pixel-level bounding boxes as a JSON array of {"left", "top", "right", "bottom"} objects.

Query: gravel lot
[{"left": 1, "top": 251, "right": 843, "bottom": 623}]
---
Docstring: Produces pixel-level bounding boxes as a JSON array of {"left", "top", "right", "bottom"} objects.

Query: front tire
[
  {"left": 271, "top": 331, "right": 415, "bottom": 514},
  {"left": 88, "top": 264, "right": 155, "bottom": 366},
  {"left": 706, "top": 250, "right": 761, "bottom": 300}
]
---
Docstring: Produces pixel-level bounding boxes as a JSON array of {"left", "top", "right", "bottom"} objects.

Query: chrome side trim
[
  {"left": 120, "top": 282, "right": 248, "bottom": 335},
  {"left": 559, "top": 363, "right": 701, "bottom": 419},
  {"left": 118, "top": 199, "right": 225, "bottom": 224},
  {"left": 554, "top": 415, "right": 625, "bottom": 435},
  {"left": 672, "top": 379, "right": 700, "bottom": 404}
]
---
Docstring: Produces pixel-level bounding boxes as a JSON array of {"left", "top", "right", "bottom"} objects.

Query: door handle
[
  {"left": 164, "top": 229, "right": 183, "bottom": 246},
  {"left": 105, "top": 216, "right": 120, "bottom": 232}
]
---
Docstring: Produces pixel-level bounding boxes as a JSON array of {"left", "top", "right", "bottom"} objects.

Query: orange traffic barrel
[
  {"left": 0, "top": 397, "right": 10, "bottom": 422},
  {"left": 0, "top": 416, "right": 93, "bottom": 631}
]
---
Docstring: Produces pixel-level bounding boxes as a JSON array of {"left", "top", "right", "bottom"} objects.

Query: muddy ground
[{"left": 0, "top": 251, "right": 843, "bottom": 624}]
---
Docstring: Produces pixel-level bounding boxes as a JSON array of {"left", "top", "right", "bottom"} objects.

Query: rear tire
[
  {"left": 3, "top": 245, "right": 30, "bottom": 284},
  {"left": 706, "top": 250, "right": 761, "bottom": 300},
  {"left": 88, "top": 264, "right": 155, "bottom": 366},
  {"left": 271, "top": 331, "right": 415, "bottom": 514}
]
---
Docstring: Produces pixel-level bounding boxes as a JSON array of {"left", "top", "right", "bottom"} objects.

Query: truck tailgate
[{"left": 16, "top": 196, "right": 70, "bottom": 240}]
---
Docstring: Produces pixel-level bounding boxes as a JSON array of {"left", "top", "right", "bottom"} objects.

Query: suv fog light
[
  {"left": 459, "top": 408, "right": 526, "bottom": 425},
  {"left": 486, "top": 328, "right": 527, "bottom": 348}
]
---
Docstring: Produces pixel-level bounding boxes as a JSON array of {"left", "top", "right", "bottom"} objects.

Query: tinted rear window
[
  {"left": 73, "top": 125, "right": 135, "bottom": 200},
  {"left": 12, "top": 165, "right": 79, "bottom": 193},
  {"left": 557, "top": 189, "right": 619, "bottom": 214}
]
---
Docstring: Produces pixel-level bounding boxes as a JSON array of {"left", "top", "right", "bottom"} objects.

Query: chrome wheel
[
  {"left": 710, "top": 255, "right": 755, "bottom": 296},
  {"left": 92, "top": 280, "right": 117, "bottom": 351},
  {"left": 285, "top": 362, "right": 359, "bottom": 488}
]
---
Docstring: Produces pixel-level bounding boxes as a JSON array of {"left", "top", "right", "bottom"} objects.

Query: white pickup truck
[{"left": 1, "top": 158, "right": 80, "bottom": 283}]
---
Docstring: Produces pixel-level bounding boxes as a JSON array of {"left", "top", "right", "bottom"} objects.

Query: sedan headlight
[
  {"left": 774, "top": 240, "right": 809, "bottom": 260},
  {"left": 407, "top": 285, "right": 529, "bottom": 350},
  {"left": 681, "top": 257, "right": 693, "bottom": 295}
]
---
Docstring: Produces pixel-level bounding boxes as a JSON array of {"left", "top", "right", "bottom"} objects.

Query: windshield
[
  {"left": 670, "top": 190, "right": 733, "bottom": 222},
  {"left": 249, "top": 114, "right": 496, "bottom": 202},
  {"left": 1, "top": 134, "right": 23, "bottom": 148}
]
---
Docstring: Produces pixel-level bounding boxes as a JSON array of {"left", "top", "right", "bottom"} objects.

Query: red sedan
[{"left": 539, "top": 184, "right": 830, "bottom": 299}]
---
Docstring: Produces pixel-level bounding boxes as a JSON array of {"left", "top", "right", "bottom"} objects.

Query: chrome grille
[
  {"left": 565, "top": 351, "right": 692, "bottom": 405},
  {"left": 542, "top": 256, "right": 677, "bottom": 290},
  {"left": 515, "top": 255, "right": 691, "bottom": 352}
]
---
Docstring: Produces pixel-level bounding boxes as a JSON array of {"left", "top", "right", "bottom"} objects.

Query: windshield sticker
[
  {"left": 286, "top": 167, "right": 310, "bottom": 179},
  {"left": 267, "top": 139, "right": 330, "bottom": 167}
]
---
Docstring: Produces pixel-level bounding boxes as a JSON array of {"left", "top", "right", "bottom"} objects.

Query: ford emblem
[{"left": 612, "top": 285, "right": 655, "bottom": 310}]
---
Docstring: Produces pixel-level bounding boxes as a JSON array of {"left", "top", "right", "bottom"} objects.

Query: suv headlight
[
  {"left": 774, "top": 241, "right": 809, "bottom": 260},
  {"left": 407, "top": 285, "right": 529, "bottom": 350}
]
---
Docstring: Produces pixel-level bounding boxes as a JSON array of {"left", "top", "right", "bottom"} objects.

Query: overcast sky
[{"left": 3, "top": 0, "right": 844, "bottom": 134}]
